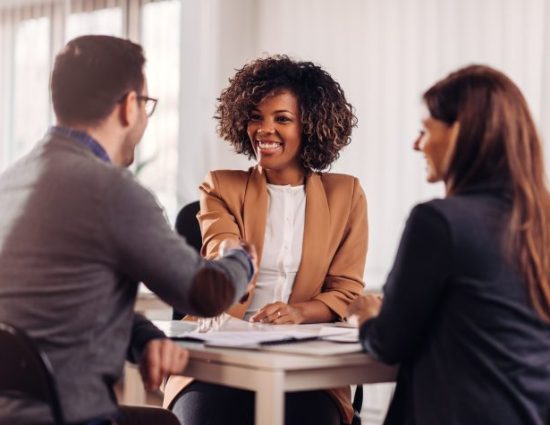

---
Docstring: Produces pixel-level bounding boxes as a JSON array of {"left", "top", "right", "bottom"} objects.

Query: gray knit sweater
[{"left": 0, "top": 133, "right": 250, "bottom": 424}]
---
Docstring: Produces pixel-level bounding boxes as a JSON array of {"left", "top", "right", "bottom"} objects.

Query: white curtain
[{"left": 178, "top": 0, "right": 550, "bottom": 292}]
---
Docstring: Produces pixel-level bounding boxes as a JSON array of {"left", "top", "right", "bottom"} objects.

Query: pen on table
[
  {"left": 259, "top": 336, "right": 319, "bottom": 346},
  {"left": 239, "top": 292, "right": 250, "bottom": 303}
]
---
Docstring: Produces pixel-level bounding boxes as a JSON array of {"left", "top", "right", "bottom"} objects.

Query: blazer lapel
[
  {"left": 228, "top": 166, "right": 268, "bottom": 319},
  {"left": 289, "top": 172, "right": 331, "bottom": 303},
  {"left": 242, "top": 166, "right": 268, "bottom": 262}
]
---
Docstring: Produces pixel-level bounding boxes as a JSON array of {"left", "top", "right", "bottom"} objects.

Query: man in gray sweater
[{"left": 0, "top": 35, "right": 255, "bottom": 424}]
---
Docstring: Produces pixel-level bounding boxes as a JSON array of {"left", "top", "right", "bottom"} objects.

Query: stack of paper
[{"left": 153, "top": 317, "right": 361, "bottom": 353}]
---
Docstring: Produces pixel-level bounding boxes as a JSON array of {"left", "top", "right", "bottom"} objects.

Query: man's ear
[{"left": 119, "top": 91, "right": 138, "bottom": 127}]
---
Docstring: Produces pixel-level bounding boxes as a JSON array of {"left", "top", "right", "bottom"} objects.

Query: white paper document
[{"left": 153, "top": 318, "right": 359, "bottom": 351}]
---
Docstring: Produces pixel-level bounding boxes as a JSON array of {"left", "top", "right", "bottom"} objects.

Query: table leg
[{"left": 255, "top": 370, "right": 285, "bottom": 425}]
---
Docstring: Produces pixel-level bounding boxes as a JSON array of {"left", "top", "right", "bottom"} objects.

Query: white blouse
[{"left": 244, "top": 183, "right": 306, "bottom": 320}]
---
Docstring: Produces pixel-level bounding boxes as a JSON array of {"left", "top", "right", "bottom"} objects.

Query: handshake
[{"left": 219, "top": 238, "right": 258, "bottom": 304}]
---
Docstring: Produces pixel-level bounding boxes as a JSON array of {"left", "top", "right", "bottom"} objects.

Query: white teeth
[{"left": 258, "top": 142, "right": 281, "bottom": 149}]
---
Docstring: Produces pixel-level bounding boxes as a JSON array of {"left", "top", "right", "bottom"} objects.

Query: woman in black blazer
[{"left": 349, "top": 65, "right": 550, "bottom": 425}]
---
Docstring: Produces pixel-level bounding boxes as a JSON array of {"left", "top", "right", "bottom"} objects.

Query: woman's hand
[
  {"left": 249, "top": 301, "right": 305, "bottom": 324},
  {"left": 346, "top": 294, "right": 383, "bottom": 327}
]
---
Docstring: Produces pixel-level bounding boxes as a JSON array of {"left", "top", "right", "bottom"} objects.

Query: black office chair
[
  {"left": 173, "top": 200, "right": 202, "bottom": 320},
  {"left": 351, "top": 384, "right": 363, "bottom": 425},
  {"left": 0, "top": 322, "right": 65, "bottom": 425}
]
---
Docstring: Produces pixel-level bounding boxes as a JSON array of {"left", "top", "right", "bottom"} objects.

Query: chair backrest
[
  {"left": 351, "top": 384, "right": 363, "bottom": 425},
  {"left": 0, "top": 322, "right": 65, "bottom": 425},
  {"left": 173, "top": 200, "right": 202, "bottom": 320},
  {"left": 175, "top": 200, "right": 202, "bottom": 252}
]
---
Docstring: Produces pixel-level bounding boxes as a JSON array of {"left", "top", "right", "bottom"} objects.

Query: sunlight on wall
[
  {"left": 66, "top": 7, "right": 121, "bottom": 40},
  {"left": 13, "top": 16, "right": 50, "bottom": 159},
  {"left": 138, "top": 0, "right": 180, "bottom": 222}
]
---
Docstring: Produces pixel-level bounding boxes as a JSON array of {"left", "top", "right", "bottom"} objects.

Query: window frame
[{"left": 0, "top": 0, "right": 170, "bottom": 168}]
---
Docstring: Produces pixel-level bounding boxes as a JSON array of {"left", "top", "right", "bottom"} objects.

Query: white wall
[
  {"left": 3, "top": 0, "right": 547, "bottom": 291},
  {"left": 177, "top": 0, "right": 550, "bottom": 290}
]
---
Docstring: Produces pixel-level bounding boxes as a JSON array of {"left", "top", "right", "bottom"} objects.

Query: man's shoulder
[
  {"left": 46, "top": 134, "right": 135, "bottom": 183},
  {"left": 20, "top": 135, "right": 148, "bottom": 211}
]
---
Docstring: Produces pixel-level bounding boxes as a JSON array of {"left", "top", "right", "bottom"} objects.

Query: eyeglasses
[
  {"left": 119, "top": 92, "right": 158, "bottom": 117},
  {"left": 137, "top": 95, "right": 158, "bottom": 117}
]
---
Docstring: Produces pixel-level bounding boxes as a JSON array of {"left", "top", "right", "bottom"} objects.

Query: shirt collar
[{"left": 48, "top": 126, "right": 111, "bottom": 163}]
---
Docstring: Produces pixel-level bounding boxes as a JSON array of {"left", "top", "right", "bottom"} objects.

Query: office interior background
[{"left": 1, "top": 0, "right": 550, "bottom": 422}]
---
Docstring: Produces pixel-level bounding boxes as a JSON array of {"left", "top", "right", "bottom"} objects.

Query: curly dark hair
[{"left": 215, "top": 55, "right": 357, "bottom": 171}]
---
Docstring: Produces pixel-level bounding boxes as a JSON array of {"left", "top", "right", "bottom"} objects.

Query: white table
[{"left": 176, "top": 340, "right": 397, "bottom": 425}]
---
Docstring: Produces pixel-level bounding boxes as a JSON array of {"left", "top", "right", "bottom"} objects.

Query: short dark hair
[
  {"left": 51, "top": 35, "right": 145, "bottom": 126},
  {"left": 215, "top": 55, "right": 357, "bottom": 171}
]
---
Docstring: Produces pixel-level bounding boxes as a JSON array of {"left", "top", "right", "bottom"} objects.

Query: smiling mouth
[{"left": 256, "top": 140, "right": 282, "bottom": 151}]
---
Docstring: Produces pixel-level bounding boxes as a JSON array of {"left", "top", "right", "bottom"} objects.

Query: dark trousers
[
  {"left": 116, "top": 406, "right": 181, "bottom": 425},
  {"left": 83, "top": 406, "right": 181, "bottom": 425},
  {"left": 171, "top": 381, "right": 342, "bottom": 425}
]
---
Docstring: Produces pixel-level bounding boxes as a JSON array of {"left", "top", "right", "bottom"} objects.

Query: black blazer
[{"left": 361, "top": 183, "right": 550, "bottom": 425}]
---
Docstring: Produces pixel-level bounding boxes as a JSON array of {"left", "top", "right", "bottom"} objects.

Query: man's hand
[
  {"left": 219, "top": 239, "right": 258, "bottom": 271},
  {"left": 346, "top": 294, "right": 383, "bottom": 327},
  {"left": 138, "top": 338, "right": 189, "bottom": 391},
  {"left": 219, "top": 238, "right": 258, "bottom": 303},
  {"left": 249, "top": 301, "right": 305, "bottom": 324}
]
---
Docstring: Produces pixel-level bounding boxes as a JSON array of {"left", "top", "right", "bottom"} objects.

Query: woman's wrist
[{"left": 290, "top": 300, "right": 337, "bottom": 324}]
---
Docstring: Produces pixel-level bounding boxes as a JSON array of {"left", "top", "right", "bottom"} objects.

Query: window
[
  {"left": 12, "top": 16, "right": 50, "bottom": 162},
  {"left": 0, "top": 0, "right": 181, "bottom": 222},
  {"left": 66, "top": 7, "right": 122, "bottom": 40},
  {"left": 138, "top": 0, "right": 180, "bottom": 220}
]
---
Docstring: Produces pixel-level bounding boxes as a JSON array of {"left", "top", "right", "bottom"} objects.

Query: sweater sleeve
[
  {"left": 360, "top": 203, "right": 453, "bottom": 364},
  {"left": 126, "top": 313, "right": 166, "bottom": 364},
  {"left": 103, "top": 171, "right": 250, "bottom": 317}
]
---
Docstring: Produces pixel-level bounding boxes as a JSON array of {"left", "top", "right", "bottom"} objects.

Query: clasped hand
[
  {"left": 249, "top": 301, "right": 305, "bottom": 324},
  {"left": 219, "top": 238, "right": 258, "bottom": 303},
  {"left": 346, "top": 293, "right": 383, "bottom": 327}
]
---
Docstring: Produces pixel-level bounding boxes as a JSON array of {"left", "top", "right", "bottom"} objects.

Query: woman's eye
[
  {"left": 249, "top": 114, "right": 262, "bottom": 121},
  {"left": 276, "top": 116, "right": 291, "bottom": 123}
]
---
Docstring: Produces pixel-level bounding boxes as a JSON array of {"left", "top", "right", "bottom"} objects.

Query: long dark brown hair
[{"left": 424, "top": 64, "right": 550, "bottom": 322}]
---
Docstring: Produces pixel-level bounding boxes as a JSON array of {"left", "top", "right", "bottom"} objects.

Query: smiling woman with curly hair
[
  {"left": 216, "top": 55, "right": 357, "bottom": 171},
  {"left": 165, "top": 55, "right": 368, "bottom": 425}
]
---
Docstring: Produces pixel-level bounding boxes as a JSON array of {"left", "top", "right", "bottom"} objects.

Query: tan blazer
[{"left": 164, "top": 166, "right": 368, "bottom": 424}]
